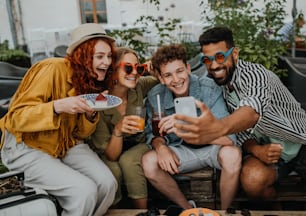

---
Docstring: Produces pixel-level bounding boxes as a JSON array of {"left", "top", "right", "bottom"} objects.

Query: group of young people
[{"left": 0, "top": 23, "right": 305, "bottom": 216}]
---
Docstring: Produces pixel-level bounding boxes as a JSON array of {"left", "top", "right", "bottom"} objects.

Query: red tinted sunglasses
[{"left": 117, "top": 62, "right": 147, "bottom": 76}]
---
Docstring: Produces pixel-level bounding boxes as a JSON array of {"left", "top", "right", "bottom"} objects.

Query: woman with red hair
[{"left": 0, "top": 23, "right": 117, "bottom": 216}]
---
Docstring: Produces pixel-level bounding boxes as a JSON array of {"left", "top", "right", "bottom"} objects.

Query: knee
[
  {"left": 73, "top": 177, "right": 99, "bottom": 201},
  {"left": 119, "top": 152, "right": 137, "bottom": 170},
  {"left": 219, "top": 146, "right": 242, "bottom": 172},
  {"left": 141, "top": 151, "right": 157, "bottom": 178},
  {"left": 241, "top": 157, "right": 268, "bottom": 184},
  {"left": 98, "top": 172, "right": 118, "bottom": 195},
  {"left": 240, "top": 157, "right": 276, "bottom": 195},
  {"left": 119, "top": 152, "right": 131, "bottom": 164}
]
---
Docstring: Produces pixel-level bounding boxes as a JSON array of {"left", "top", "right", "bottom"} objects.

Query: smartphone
[
  {"left": 174, "top": 97, "right": 197, "bottom": 133},
  {"left": 174, "top": 96, "right": 197, "bottom": 118}
]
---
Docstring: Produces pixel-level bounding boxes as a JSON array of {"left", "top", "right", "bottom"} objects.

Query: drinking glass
[
  {"left": 134, "top": 106, "right": 146, "bottom": 132},
  {"left": 152, "top": 109, "right": 166, "bottom": 136}
]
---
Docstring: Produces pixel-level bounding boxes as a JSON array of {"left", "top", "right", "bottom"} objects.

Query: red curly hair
[{"left": 65, "top": 38, "right": 116, "bottom": 95}]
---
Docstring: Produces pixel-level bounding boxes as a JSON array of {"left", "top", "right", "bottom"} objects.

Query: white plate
[{"left": 80, "top": 93, "right": 122, "bottom": 111}]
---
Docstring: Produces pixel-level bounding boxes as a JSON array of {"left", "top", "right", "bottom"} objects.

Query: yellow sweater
[{"left": 0, "top": 58, "right": 99, "bottom": 158}]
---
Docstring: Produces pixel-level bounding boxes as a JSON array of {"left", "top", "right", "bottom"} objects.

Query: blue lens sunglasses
[{"left": 200, "top": 47, "right": 234, "bottom": 66}]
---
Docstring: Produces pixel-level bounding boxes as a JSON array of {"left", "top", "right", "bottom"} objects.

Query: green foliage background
[
  {"left": 0, "top": 40, "right": 30, "bottom": 67},
  {"left": 111, "top": 0, "right": 289, "bottom": 77},
  {"left": 201, "top": 0, "right": 288, "bottom": 76}
]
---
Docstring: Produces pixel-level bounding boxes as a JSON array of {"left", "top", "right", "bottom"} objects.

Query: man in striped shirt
[{"left": 174, "top": 26, "right": 306, "bottom": 200}]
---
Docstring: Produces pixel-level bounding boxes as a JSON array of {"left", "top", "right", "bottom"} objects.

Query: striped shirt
[
  {"left": 276, "top": 22, "right": 293, "bottom": 42},
  {"left": 223, "top": 59, "right": 306, "bottom": 146}
]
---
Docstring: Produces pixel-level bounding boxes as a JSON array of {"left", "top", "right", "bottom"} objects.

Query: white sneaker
[{"left": 188, "top": 200, "right": 197, "bottom": 208}]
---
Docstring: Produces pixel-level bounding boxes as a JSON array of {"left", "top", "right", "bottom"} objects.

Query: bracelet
[{"left": 112, "top": 131, "right": 123, "bottom": 137}]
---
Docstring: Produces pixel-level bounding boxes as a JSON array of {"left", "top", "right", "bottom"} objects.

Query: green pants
[{"left": 101, "top": 143, "right": 149, "bottom": 205}]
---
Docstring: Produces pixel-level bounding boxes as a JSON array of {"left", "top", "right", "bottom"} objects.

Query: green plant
[
  {"left": 135, "top": 15, "right": 181, "bottom": 46},
  {"left": 109, "top": 1, "right": 182, "bottom": 62},
  {"left": 201, "top": 0, "right": 288, "bottom": 77},
  {"left": 107, "top": 28, "right": 150, "bottom": 63},
  {"left": 181, "top": 41, "right": 201, "bottom": 60},
  {"left": 0, "top": 40, "right": 31, "bottom": 67}
]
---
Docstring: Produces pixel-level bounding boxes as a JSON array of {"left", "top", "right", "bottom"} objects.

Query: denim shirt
[{"left": 145, "top": 74, "right": 237, "bottom": 147}]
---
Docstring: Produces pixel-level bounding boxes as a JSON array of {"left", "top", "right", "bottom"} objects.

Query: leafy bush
[
  {"left": 116, "top": 0, "right": 289, "bottom": 76},
  {"left": 0, "top": 40, "right": 31, "bottom": 67},
  {"left": 108, "top": 1, "right": 182, "bottom": 62},
  {"left": 107, "top": 28, "right": 150, "bottom": 63},
  {"left": 201, "top": 0, "right": 288, "bottom": 77}
]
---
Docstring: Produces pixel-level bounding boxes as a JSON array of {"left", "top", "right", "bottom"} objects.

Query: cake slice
[{"left": 95, "top": 93, "right": 108, "bottom": 107}]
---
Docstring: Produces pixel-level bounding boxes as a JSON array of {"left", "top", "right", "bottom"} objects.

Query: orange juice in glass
[
  {"left": 134, "top": 106, "right": 146, "bottom": 132},
  {"left": 136, "top": 117, "right": 145, "bottom": 131}
]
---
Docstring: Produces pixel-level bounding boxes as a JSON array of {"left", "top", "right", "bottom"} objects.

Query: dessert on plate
[{"left": 95, "top": 93, "right": 108, "bottom": 107}]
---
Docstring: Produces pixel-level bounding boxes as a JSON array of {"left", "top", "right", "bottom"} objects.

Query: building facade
[{"left": 1, "top": 0, "right": 305, "bottom": 59}]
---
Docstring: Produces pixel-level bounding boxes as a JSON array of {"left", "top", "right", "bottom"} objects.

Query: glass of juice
[{"left": 134, "top": 106, "right": 146, "bottom": 132}]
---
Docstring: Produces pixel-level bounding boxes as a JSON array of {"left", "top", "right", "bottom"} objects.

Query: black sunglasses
[{"left": 117, "top": 62, "right": 147, "bottom": 76}]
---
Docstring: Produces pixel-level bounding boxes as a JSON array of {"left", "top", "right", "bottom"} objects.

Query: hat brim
[{"left": 66, "top": 34, "right": 115, "bottom": 55}]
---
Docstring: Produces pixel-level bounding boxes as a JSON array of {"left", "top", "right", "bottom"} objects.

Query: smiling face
[
  {"left": 202, "top": 41, "right": 238, "bottom": 86},
  {"left": 92, "top": 40, "right": 113, "bottom": 81},
  {"left": 158, "top": 60, "right": 191, "bottom": 97},
  {"left": 116, "top": 53, "right": 140, "bottom": 89}
]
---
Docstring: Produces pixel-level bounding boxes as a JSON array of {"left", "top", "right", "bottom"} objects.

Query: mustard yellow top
[{"left": 0, "top": 58, "right": 99, "bottom": 158}]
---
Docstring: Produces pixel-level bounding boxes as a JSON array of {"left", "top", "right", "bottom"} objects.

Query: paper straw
[{"left": 157, "top": 94, "right": 162, "bottom": 119}]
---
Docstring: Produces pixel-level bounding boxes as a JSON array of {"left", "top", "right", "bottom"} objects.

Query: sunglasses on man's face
[
  {"left": 117, "top": 62, "right": 147, "bottom": 76},
  {"left": 200, "top": 47, "right": 234, "bottom": 66}
]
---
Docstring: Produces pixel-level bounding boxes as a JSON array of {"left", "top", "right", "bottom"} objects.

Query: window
[{"left": 79, "top": 0, "right": 107, "bottom": 23}]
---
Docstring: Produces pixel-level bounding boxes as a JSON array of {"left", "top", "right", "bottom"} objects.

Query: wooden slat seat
[
  {"left": 148, "top": 168, "right": 216, "bottom": 209},
  {"left": 215, "top": 171, "right": 306, "bottom": 210}
]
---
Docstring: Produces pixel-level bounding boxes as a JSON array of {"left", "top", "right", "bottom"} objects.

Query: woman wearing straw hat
[{"left": 0, "top": 23, "right": 117, "bottom": 216}]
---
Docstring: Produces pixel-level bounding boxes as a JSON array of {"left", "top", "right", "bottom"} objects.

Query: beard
[{"left": 209, "top": 57, "right": 236, "bottom": 86}]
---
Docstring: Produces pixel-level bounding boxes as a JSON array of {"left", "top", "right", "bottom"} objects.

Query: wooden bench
[
  {"left": 214, "top": 171, "right": 306, "bottom": 210},
  {"left": 147, "top": 168, "right": 216, "bottom": 209},
  {"left": 148, "top": 168, "right": 306, "bottom": 211}
]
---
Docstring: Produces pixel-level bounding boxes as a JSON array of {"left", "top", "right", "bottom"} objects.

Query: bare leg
[
  {"left": 142, "top": 150, "right": 193, "bottom": 209},
  {"left": 218, "top": 146, "right": 241, "bottom": 209},
  {"left": 240, "top": 156, "right": 277, "bottom": 199},
  {"left": 132, "top": 198, "right": 147, "bottom": 209}
]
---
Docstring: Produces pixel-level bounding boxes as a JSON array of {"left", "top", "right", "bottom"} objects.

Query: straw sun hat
[{"left": 66, "top": 23, "right": 115, "bottom": 55}]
